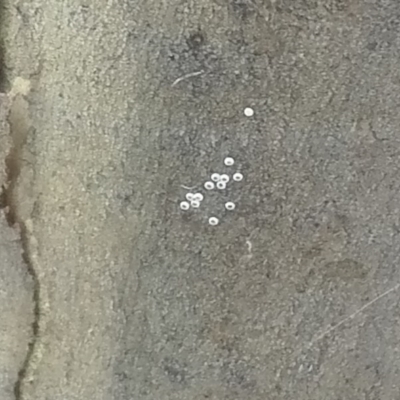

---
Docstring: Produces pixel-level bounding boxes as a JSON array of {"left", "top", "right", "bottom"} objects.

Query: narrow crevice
[
  {"left": 0, "top": 1, "right": 40, "bottom": 398},
  {"left": 0, "top": 103, "right": 41, "bottom": 400}
]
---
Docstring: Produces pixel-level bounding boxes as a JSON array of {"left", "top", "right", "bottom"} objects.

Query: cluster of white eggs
[
  {"left": 179, "top": 192, "right": 204, "bottom": 210},
  {"left": 179, "top": 156, "right": 244, "bottom": 226}
]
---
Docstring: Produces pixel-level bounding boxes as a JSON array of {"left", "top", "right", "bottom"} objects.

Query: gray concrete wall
[{"left": 1, "top": 1, "right": 400, "bottom": 399}]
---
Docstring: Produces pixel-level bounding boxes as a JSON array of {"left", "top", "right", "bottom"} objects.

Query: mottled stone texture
[{"left": 1, "top": 0, "right": 400, "bottom": 399}]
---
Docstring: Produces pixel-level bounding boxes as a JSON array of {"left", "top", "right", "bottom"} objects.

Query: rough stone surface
[
  {"left": 2, "top": 0, "right": 400, "bottom": 399},
  {"left": 0, "top": 211, "right": 34, "bottom": 400},
  {"left": 0, "top": 93, "right": 34, "bottom": 400},
  {"left": 0, "top": 94, "right": 10, "bottom": 186}
]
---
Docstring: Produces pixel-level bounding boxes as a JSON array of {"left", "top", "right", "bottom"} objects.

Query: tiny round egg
[
  {"left": 233, "top": 172, "right": 243, "bottom": 182},
  {"left": 180, "top": 201, "right": 190, "bottom": 210},
  {"left": 194, "top": 193, "right": 204, "bottom": 202},
  {"left": 191, "top": 200, "right": 200, "bottom": 208},
  {"left": 225, "top": 202, "right": 236, "bottom": 211},
  {"left": 224, "top": 157, "right": 235, "bottom": 166},
  {"left": 204, "top": 181, "right": 215, "bottom": 190},
  {"left": 220, "top": 174, "right": 230, "bottom": 183},
  {"left": 208, "top": 217, "right": 219, "bottom": 226},
  {"left": 216, "top": 181, "right": 226, "bottom": 190},
  {"left": 186, "top": 193, "right": 195, "bottom": 201},
  {"left": 211, "top": 173, "right": 221, "bottom": 182},
  {"left": 244, "top": 107, "right": 254, "bottom": 117}
]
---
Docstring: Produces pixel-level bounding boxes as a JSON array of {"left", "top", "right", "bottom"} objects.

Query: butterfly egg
[
  {"left": 225, "top": 202, "right": 236, "bottom": 211},
  {"left": 180, "top": 201, "right": 190, "bottom": 210},
  {"left": 191, "top": 200, "right": 200, "bottom": 208},
  {"left": 233, "top": 172, "right": 243, "bottom": 182},
  {"left": 216, "top": 181, "right": 226, "bottom": 190},
  {"left": 208, "top": 217, "right": 219, "bottom": 226},
  {"left": 193, "top": 193, "right": 204, "bottom": 202},
  {"left": 224, "top": 157, "right": 234, "bottom": 166},
  {"left": 220, "top": 174, "right": 230, "bottom": 183},
  {"left": 211, "top": 173, "right": 221, "bottom": 182},
  {"left": 244, "top": 107, "right": 254, "bottom": 117},
  {"left": 186, "top": 193, "right": 195, "bottom": 201},
  {"left": 204, "top": 181, "right": 215, "bottom": 190}
]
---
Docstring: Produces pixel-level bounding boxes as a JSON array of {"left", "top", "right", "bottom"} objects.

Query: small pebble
[
  {"left": 180, "top": 201, "right": 190, "bottom": 210},
  {"left": 186, "top": 193, "right": 195, "bottom": 201},
  {"left": 191, "top": 200, "right": 200, "bottom": 208},
  {"left": 211, "top": 173, "right": 220, "bottom": 182},
  {"left": 220, "top": 174, "right": 230, "bottom": 183},
  {"left": 208, "top": 217, "right": 219, "bottom": 226},
  {"left": 233, "top": 172, "right": 243, "bottom": 182},
  {"left": 216, "top": 181, "right": 226, "bottom": 190},
  {"left": 225, "top": 202, "right": 236, "bottom": 211},
  {"left": 204, "top": 181, "right": 215, "bottom": 190},
  {"left": 224, "top": 157, "right": 235, "bottom": 166},
  {"left": 244, "top": 107, "right": 254, "bottom": 117}
]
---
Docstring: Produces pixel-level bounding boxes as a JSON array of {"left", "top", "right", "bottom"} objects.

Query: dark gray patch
[
  {"left": 159, "top": 34, "right": 223, "bottom": 96},
  {"left": 186, "top": 32, "right": 205, "bottom": 52},
  {"left": 222, "top": 359, "right": 257, "bottom": 391},
  {"left": 329, "top": 0, "right": 351, "bottom": 12},
  {"left": 324, "top": 259, "right": 368, "bottom": 280},
  {"left": 230, "top": 0, "right": 256, "bottom": 21},
  {"left": 162, "top": 357, "right": 187, "bottom": 384}
]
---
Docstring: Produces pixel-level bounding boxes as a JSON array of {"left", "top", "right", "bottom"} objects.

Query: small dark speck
[
  {"left": 187, "top": 32, "right": 205, "bottom": 51},
  {"left": 163, "top": 358, "right": 187, "bottom": 384}
]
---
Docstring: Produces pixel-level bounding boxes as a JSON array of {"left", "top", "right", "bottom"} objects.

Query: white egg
[
  {"left": 194, "top": 193, "right": 204, "bottom": 202},
  {"left": 185, "top": 193, "right": 195, "bottom": 201},
  {"left": 191, "top": 200, "right": 200, "bottom": 208},
  {"left": 225, "top": 202, "right": 236, "bottom": 211},
  {"left": 216, "top": 181, "right": 226, "bottom": 190},
  {"left": 208, "top": 217, "right": 219, "bottom": 226},
  {"left": 180, "top": 201, "right": 190, "bottom": 210},
  {"left": 220, "top": 174, "right": 230, "bottom": 183},
  {"left": 211, "top": 173, "right": 221, "bottom": 182},
  {"left": 224, "top": 157, "right": 235, "bottom": 166},
  {"left": 233, "top": 172, "right": 243, "bottom": 182},
  {"left": 204, "top": 181, "right": 215, "bottom": 190},
  {"left": 244, "top": 107, "right": 254, "bottom": 117}
]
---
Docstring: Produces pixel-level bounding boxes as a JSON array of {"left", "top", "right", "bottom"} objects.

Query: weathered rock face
[
  {"left": 0, "top": 94, "right": 34, "bottom": 400},
  {"left": 2, "top": 1, "right": 400, "bottom": 399},
  {"left": 0, "top": 211, "right": 35, "bottom": 400}
]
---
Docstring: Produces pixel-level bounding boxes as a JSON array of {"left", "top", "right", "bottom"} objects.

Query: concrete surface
[
  {"left": 0, "top": 94, "right": 34, "bottom": 400},
  {"left": 1, "top": 0, "right": 400, "bottom": 399},
  {"left": 0, "top": 210, "right": 34, "bottom": 400}
]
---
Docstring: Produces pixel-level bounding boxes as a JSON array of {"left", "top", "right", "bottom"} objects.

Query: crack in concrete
[{"left": 0, "top": 89, "right": 40, "bottom": 400}]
